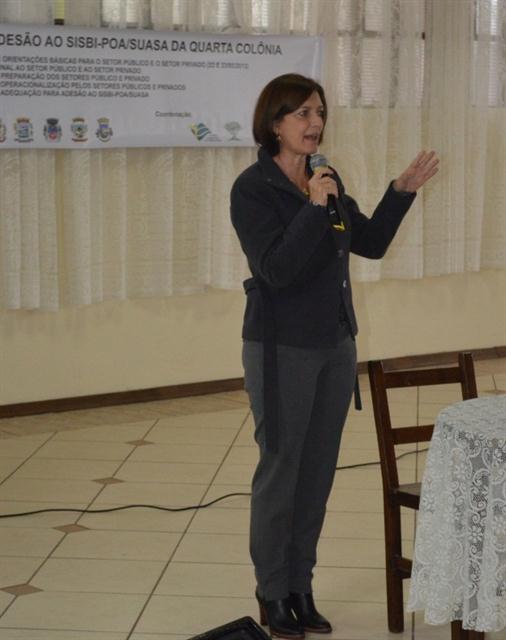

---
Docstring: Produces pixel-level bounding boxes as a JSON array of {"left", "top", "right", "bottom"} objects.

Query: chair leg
[
  {"left": 385, "top": 565, "right": 404, "bottom": 632},
  {"left": 451, "top": 621, "right": 484, "bottom": 640},
  {"left": 451, "top": 621, "right": 467, "bottom": 639},
  {"left": 384, "top": 503, "right": 405, "bottom": 632}
]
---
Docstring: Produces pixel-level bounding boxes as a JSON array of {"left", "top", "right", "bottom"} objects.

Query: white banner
[{"left": 0, "top": 24, "right": 322, "bottom": 149}]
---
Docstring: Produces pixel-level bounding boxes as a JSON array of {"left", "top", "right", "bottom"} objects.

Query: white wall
[{"left": 1, "top": 270, "right": 505, "bottom": 405}]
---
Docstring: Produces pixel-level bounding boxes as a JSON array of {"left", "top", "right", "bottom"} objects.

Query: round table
[{"left": 407, "top": 395, "right": 506, "bottom": 632}]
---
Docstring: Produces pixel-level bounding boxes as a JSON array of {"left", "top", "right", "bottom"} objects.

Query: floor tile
[
  {"left": 0, "top": 557, "right": 44, "bottom": 587},
  {"left": 78, "top": 503, "right": 193, "bottom": 533},
  {"left": 221, "top": 447, "right": 258, "bottom": 465},
  {"left": 154, "top": 409, "right": 249, "bottom": 430},
  {"left": 91, "top": 481, "right": 208, "bottom": 507},
  {"left": 0, "top": 591, "right": 14, "bottom": 614},
  {"left": 418, "top": 383, "right": 469, "bottom": 404},
  {"left": 32, "top": 440, "right": 134, "bottom": 461},
  {"left": 147, "top": 425, "right": 237, "bottom": 445},
  {"left": 60, "top": 404, "right": 170, "bottom": 425},
  {"left": 134, "top": 594, "right": 258, "bottom": 635},
  {"left": 0, "top": 501, "right": 86, "bottom": 529},
  {"left": 213, "top": 390, "right": 250, "bottom": 404},
  {"left": 382, "top": 387, "right": 418, "bottom": 404},
  {"left": 333, "top": 457, "right": 416, "bottom": 488},
  {"left": 476, "top": 374, "right": 497, "bottom": 391},
  {"left": 493, "top": 372, "right": 506, "bottom": 387},
  {"left": 0, "top": 477, "right": 100, "bottom": 503},
  {"left": 326, "top": 488, "right": 384, "bottom": 513},
  {"left": 0, "top": 527, "right": 63, "bottom": 556},
  {"left": 156, "top": 562, "right": 255, "bottom": 597},
  {"left": 321, "top": 511, "right": 414, "bottom": 540},
  {"left": 322, "top": 601, "right": 412, "bottom": 638},
  {"left": 172, "top": 532, "right": 249, "bottom": 564},
  {"left": 0, "top": 439, "right": 51, "bottom": 459},
  {"left": 51, "top": 421, "right": 155, "bottom": 442},
  {"left": 474, "top": 359, "right": 506, "bottom": 375},
  {"left": 0, "top": 416, "right": 69, "bottom": 438},
  {"left": 52, "top": 529, "right": 181, "bottom": 561},
  {"left": 187, "top": 508, "right": 250, "bottom": 535},
  {"left": 212, "top": 463, "right": 254, "bottom": 485},
  {"left": 234, "top": 427, "right": 256, "bottom": 446},
  {"left": 0, "top": 500, "right": 87, "bottom": 535},
  {"left": 337, "top": 448, "right": 389, "bottom": 468},
  {"left": 313, "top": 566, "right": 388, "bottom": 604},
  {"left": 128, "top": 443, "right": 229, "bottom": 463},
  {"left": 411, "top": 611, "right": 506, "bottom": 639},
  {"left": 34, "top": 557, "right": 166, "bottom": 593},
  {"left": 0, "top": 631, "right": 126, "bottom": 640},
  {"left": 418, "top": 402, "right": 459, "bottom": 421},
  {"left": 117, "top": 461, "right": 218, "bottom": 485},
  {"left": 0, "top": 591, "right": 147, "bottom": 632},
  {"left": 340, "top": 431, "right": 381, "bottom": 449},
  {"left": 94, "top": 477, "right": 125, "bottom": 486},
  {"left": 1, "top": 584, "right": 43, "bottom": 596},
  {"left": 157, "top": 408, "right": 249, "bottom": 429},
  {"left": 53, "top": 523, "right": 89, "bottom": 533},
  {"left": 14, "top": 458, "right": 120, "bottom": 480},
  {"left": 0, "top": 432, "right": 51, "bottom": 443},
  {"left": 130, "top": 635, "right": 189, "bottom": 640},
  {"left": 0, "top": 458, "right": 25, "bottom": 482},
  {"left": 317, "top": 536, "right": 412, "bottom": 569},
  {"left": 412, "top": 611, "right": 462, "bottom": 639},
  {"left": 344, "top": 412, "right": 377, "bottom": 428},
  {"left": 163, "top": 397, "right": 250, "bottom": 416},
  {"left": 201, "top": 485, "right": 252, "bottom": 509},
  {"left": 331, "top": 466, "right": 384, "bottom": 489}
]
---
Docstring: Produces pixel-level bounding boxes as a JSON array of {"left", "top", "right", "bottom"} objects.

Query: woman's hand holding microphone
[{"left": 307, "top": 170, "right": 338, "bottom": 207}]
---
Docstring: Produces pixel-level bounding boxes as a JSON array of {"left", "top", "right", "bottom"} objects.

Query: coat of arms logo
[
  {"left": 14, "top": 117, "right": 33, "bottom": 143},
  {"left": 96, "top": 117, "right": 113, "bottom": 142},
  {"left": 43, "top": 118, "right": 62, "bottom": 142},
  {"left": 71, "top": 117, "right": 88, "bottom": 142}
]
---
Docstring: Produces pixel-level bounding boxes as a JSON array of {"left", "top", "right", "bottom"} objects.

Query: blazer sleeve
[
  {"left": 344, "top": 182, "right": 416, "bottom": 259},
  {"left": 230, "top": 176, "right": 330, "bottom": 288}
]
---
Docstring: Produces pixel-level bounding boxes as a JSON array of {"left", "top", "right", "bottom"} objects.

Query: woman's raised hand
[{"left": 393, "top": 150, "right": 439, "bottom": 193}]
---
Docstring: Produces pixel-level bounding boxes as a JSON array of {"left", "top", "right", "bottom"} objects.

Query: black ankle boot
[
  {"left": 255, "top": 590, "right": 305, "bottom": 639},
  {"left": 289, "top": 592, "right": 332, "bottom": 634}
]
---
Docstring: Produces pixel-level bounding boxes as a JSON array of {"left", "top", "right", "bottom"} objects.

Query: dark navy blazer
[{"left": 230, "top": 147, "right": 416, "bottom": 451}]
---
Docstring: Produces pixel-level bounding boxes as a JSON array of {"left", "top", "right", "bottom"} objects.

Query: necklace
[{"left": 288, "top": 176, "right": 309, "bottom": 196}]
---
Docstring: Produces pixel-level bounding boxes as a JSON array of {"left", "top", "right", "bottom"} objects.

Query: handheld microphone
[{"left": 309, "top": 154, "right": 345, "bottom": 231}]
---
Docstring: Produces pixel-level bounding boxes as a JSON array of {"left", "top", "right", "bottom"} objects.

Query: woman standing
[{"left": 230, "top": 73, "right": 438, "bottom": 639}]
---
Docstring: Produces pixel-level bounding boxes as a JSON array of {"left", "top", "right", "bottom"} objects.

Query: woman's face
[{"left": 274, "top": 91, "right": 325, "bottom": 158}]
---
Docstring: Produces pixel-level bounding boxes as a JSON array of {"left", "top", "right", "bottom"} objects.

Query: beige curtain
[{"left": 0, "top": 0, "right": 504, "bottom": 310}]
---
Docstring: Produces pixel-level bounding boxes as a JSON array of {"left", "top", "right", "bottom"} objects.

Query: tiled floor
[{"left": 0, "top": 358, "right": 505, "bottom": 640}]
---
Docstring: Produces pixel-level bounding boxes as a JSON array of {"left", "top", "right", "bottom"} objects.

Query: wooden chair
[{"left": 367, "top": 352, "right": 478, "bottom": 635}]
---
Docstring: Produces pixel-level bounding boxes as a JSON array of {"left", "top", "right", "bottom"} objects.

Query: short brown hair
[{"left": 253, "top": 73, "right": 327, "bottom": 156}]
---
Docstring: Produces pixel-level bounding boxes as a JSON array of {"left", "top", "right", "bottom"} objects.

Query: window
[
  {"left": 474, "top": 0, "right": 504, "bottom": 106},
  {"left": 101, "top": 0, "right": 152, "bottom": 28},
  {"left": 98, "top": 0, "right": 503, "bottom": 107}
]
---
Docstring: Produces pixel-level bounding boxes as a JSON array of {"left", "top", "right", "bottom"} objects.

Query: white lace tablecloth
[{"left": 407, "top": 395, "right": 506, "bottom": 632}]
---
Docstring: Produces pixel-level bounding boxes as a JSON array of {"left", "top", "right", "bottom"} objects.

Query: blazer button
[
  {"left": 343, "top": 279, "right": 347, "bottom": 288},
  {"left": 337, "top": 249, "right": 344, "bottom": 258}
]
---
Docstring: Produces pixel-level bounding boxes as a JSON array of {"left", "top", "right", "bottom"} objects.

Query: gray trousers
[{"left": 242, "top": 336, "right": 357, "bottom": 601}]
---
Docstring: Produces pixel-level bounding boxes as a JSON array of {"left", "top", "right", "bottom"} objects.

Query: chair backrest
[{"left": 368, "top": 352, "right": 478, "bottom": 494}]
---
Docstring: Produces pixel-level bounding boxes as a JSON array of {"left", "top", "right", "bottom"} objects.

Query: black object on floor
[{"left": 188, "top": 616, "right": 271, "bottom": 640}]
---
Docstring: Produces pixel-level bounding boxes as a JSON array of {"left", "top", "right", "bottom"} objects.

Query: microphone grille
[{"left": 309, "top": 153, "right": 328, "bottom": 171}]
